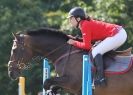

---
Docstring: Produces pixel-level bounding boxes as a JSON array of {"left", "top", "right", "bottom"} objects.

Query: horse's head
[
  {"left": 8, "top": 33, "right": 33, "bottom": 80},
  {"left": 8, "top": 28, "right": 70, "bottom": 80}
]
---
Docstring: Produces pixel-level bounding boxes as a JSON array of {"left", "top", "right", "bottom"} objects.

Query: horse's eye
[{"left": 12, "top": 45, "right": 17, "bottom": 49}]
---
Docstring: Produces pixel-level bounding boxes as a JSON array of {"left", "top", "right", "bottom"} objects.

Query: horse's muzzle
[{"left": 8, "top": 61, "right": 21, "bottom": 80}]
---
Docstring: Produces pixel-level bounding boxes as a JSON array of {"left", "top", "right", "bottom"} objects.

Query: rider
[{"left": 67, "top": 7, "right": 127, "bottom": 86}]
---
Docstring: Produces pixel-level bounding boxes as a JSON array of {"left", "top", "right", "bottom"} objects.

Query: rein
[
  {"left": 10, "top": 34, "right": 82, "bottom": 71},
  {"left": 45, "top": 43, "right": 68, "bottom": 58},
  {"left": 54, "top": 49, "right": 81, "bottom": 64}
]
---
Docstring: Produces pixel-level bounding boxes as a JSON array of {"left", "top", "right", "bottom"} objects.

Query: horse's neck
[
  {"left": 48, "top": 45, "right": 70, "bottom": 62},
  {"left": 30, "top": 36, "right": 69, "bottom": 62}
]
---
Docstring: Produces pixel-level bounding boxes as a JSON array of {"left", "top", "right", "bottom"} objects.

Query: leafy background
[{"left": 0, "top": 0, "right": 133, "bottom": 95}]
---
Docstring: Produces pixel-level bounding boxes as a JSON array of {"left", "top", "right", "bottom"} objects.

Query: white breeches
[{"left": 92, "top": 28, "right": 127, "bottom": 58}]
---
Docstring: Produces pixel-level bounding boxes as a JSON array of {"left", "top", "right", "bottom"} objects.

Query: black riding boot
[{"left": 94, "top": 54, "right": 106, "bottom": 86}]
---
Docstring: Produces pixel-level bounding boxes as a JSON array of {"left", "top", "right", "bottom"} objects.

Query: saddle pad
[{"left": 103, "top": 55, "right": 133, "bottom": 75}]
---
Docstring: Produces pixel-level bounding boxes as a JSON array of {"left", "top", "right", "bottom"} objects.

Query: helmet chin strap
[{"left": 75, "top": 18, "right": 81, "bottom": 28}]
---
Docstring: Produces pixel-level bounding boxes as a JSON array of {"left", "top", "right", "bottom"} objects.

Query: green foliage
[{"left": 0, "top": 0, "right": 133, "bottom": 95}]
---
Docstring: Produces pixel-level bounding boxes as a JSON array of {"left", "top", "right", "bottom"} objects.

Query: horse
[{"left": 8, "top": 27, "right": 133, "bottom": 95}]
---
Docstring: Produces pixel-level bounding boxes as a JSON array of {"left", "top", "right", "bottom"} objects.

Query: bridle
[
  {"left": 8, "top": 34, "right": 30, "bottom": 70},
  {"left": 8, "top": 34, "right": 81, "bottom": 77},
  {"left": 8, "top": 34, "right": 82, "bottom": 71}
]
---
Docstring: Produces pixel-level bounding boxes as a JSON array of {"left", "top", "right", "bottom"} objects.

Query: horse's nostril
[
  {"left": 8, "top": 61, "right": 21, "bottom": 80},
  {"left": 8, "top": 67, "right": 21, "bottom": 80},
  {"left": 9, "top": 71, "right": 19, "bottom": 80}
]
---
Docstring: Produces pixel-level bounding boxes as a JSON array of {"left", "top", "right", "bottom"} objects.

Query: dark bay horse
[{"left": 8, "top": 28, "right": 133, "bottom": 95}]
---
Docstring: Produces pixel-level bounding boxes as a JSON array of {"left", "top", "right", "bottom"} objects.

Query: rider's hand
[
  {"left": 67, "top": 35, "right": 76, "bottom": 39},
  {"left": 67, "top": 39, "right": 75, "bottom": 45}
]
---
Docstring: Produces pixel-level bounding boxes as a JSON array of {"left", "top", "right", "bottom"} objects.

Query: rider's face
[{"left": 69, "top": 17, "right": 78, "bottom": 28}]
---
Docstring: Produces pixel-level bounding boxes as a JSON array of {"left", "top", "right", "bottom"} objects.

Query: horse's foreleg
[
  {"left": 43, "top": 75, "right": 69, "bottom": 90},
  {"left": 43, "top": 75, "right": 77, "bottom": 94},
  {"left": 51, "top": 86, "right": 62, "bottom": 94}
]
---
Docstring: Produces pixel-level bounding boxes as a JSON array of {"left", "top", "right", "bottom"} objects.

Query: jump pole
[
  {"left": 18, "top": 77, "right": 26, "bottom": 95},
  {"left": 82, "top": 55, "right": 92, "bottom": 95},
  {"left": 43, "top": 58, "right": 50, "bottom": 95}
]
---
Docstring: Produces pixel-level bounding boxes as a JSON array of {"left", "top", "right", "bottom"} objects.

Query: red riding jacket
[{"left": 72, "top": 19, "right": 121, "bottom": 50}]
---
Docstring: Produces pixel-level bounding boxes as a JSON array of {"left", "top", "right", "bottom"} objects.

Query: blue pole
[
  {"left": 43, "top": 59, "right": 50, "bottom": 95},
  {"left": 82, "top": 55, "right": 92, "bottom": 95},
  {"left": 87, "top": 55, "right": 92, "bottom": 95}
]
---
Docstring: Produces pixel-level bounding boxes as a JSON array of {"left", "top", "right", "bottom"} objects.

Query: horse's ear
[{"left": 12, "top": 32, "right": 18, "bottom": 39}]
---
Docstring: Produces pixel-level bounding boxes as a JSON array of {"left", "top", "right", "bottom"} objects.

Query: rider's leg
[
  {"left": 92, "top": 28, "right": 127, "bottom": 58},
  {"left": 92, "top": 28, "right": 127, "bottom": 85},
  {"left": 94, "top": 53, "right": 105, "bottom": 85}
]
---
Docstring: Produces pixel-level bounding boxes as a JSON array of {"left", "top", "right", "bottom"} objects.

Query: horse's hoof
[
  {"left": 51, "top": 86, "right": 61, "bottom": 94},
  {"left": 43, "top": 79, "right": 52, "bottom": 90},
  {"left": 94, "top": 78, "right": 107, "bottom": 87},
  {"left": 47, "top": 90, "right": 56, "bottom": 95}
]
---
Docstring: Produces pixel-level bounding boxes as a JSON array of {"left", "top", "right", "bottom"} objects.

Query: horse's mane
[{"left": 25, "top": 27, "right": 69, "bottom": 41}]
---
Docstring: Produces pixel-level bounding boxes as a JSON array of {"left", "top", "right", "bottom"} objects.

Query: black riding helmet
[
  {"left": 67, "top": 7, "right": 86, "bottom": 28},
  {"left": 67, "top": 7, "right": 86, "bottom": 20}
]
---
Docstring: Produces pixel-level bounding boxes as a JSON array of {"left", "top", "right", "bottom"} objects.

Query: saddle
[
  {"left": 109, "top": 47, "right": 132, "bottom": 56},
  {"left": 103, "top": 47, "right": 133, "bottom": 76}
]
